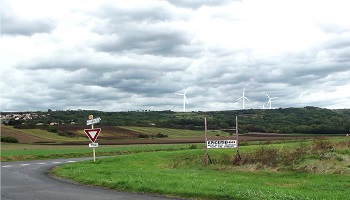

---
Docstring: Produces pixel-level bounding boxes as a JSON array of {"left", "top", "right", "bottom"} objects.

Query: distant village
[{"left": 0, "top": 112, "right": 75, "bottom": 125}]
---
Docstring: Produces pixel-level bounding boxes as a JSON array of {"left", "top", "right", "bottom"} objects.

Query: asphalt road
[{"left": 1, "top": 158, "right": 181, "bottom": 200}]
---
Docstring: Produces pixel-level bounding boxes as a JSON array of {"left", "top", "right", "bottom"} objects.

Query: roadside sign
[
  {"left": 89, "top": 143, "right": 99, "bottom": 148},
  {"left": 207, "top": 140, "right": 237, "bottom": 148},
  {"left": 84, "top": 128, "right": 101, "bottom": 143},
  {"left": 86, "top": 117, "right": 101, "bottom": 125}
]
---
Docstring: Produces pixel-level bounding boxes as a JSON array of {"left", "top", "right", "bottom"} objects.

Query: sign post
[
  {"left": 204, "top": 115, "right": 239, "bottom": 165},
  {"left": 84, "top": 115, "right": 101, "bottom": 162},
  {"left": 204, "top": 117, "right": 209, "bottom": 165},
  {"left": 234, "top": 116, "right": 241, "bottom": 164}
]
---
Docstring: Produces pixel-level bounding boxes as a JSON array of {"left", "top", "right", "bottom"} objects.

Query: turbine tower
[
  {"left": 266, "top": 92, "right": 277, "bottom": 109},
  {"left": 236, "top": 88, "right": 250, "bottom": 109},
  {"left": 175, "top": 87, "right": 190, "bottom": 112}
]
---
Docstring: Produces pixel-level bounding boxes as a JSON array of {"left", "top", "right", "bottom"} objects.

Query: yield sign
[{"left": 84, "top": 128, "right": 101, "bottom": 143}]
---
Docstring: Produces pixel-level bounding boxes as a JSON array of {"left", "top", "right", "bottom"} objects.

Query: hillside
[{"left": 2, "top": 107, "right": 350, "bottom": 134}]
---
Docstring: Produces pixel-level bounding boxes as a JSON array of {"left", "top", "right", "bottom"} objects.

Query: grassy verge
[
  {"left": 52, "top": 137, "right": 350, "bottom": 199},
  {"left": 0, "top": 143, "right": 198, "bottom": 162}
]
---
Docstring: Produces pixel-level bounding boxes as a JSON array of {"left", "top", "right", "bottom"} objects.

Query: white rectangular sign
[
  {"left": 89, "top": 143, "right": 99, "bottom": 148},
  {"left": 86, "top": 117, "right": 101, "bottom": 125},
  {"left": 207, "top": 140, "right": 237, "bottom": 148}
]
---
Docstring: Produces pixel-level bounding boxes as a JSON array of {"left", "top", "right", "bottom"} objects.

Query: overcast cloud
[{"left": 1, "top": 0, "right": 350, "bottom": 112}]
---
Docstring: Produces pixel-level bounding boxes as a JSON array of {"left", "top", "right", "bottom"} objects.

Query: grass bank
[
  {"left": 52, "top": 137, "right": 350, "bottom": 199},
  {"left": 0, "top": 143, "right": 197, "bottom": 162}
]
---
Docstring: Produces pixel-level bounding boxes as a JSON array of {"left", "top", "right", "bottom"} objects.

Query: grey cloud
[
  {"left": 167, "top": 0, "right": 234, "bottom": 9},
  {"left": 95, "top": 3, "right": 179, "bottom": 23},
  {"left": 94, "top": 28, "right": 191, "bottom": 56},
  {"left": 1, "top": 9, "right": 56, "bottom": 36},
  {"left": 90, "top": 3, "right": 193, "bottom": 56}
]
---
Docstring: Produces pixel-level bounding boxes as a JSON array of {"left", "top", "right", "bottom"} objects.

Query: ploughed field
[{"left": 1, "top": 125, "right": 316, "bottom": 145}]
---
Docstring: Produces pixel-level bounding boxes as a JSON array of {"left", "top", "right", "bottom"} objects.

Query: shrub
[
  {"left": 240, "top": 145, "right": 307, "bottom": 167},
  {"left": 13, "top": 124, "right": 36, "bottom": 129},
  {"left": 155, "top": 133, "right": 168, "bottom": 138},
  {"left": 312, "top": 137, "right": 333, "bottom": 153},
  {"left": 1, "top": 136, "right": 19, "bottom": 143},
  {"left": 138, "top": 133, "right": 149, "bottom": 138},
  {"left": 47, "top": 125, "right": 57, "bottom": 133}
]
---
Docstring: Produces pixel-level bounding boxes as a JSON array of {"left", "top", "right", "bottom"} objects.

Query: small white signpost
[
  {"left": 86, "top": 117, "right": 101, "bottom": 126},
  {"left": 204, "top": 116, "right": 239, "bottom": 165},
  {"left": 84, "top": 115, "right": 101, "bottom": 162},
  {"left": 89, "top": 143, "right": 99, "bottom": 148},
  {"left": 207, "top": 140, "right": 237, "bottom": 148}
]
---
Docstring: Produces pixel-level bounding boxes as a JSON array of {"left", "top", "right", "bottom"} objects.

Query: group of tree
[{"left": 4, "top": 107, "right": 350, "bottom": 134}]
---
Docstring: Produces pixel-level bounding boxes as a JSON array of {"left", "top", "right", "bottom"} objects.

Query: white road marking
[{"left": 2, "top": 160, "right": 79, "bottom": 168}]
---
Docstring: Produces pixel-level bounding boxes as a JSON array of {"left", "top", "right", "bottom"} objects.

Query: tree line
[{"left": 6, "top": 107, "right": 350, "bottom": 134}]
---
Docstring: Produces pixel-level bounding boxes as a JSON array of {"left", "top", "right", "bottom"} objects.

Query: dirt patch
[{"left": 57, "top": 125, "right": 140, "bottom": 139}]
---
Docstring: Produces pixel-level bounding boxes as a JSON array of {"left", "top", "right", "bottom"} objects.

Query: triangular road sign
[{"left": 84, "top": 128, "right": 101, "bottom": 143}]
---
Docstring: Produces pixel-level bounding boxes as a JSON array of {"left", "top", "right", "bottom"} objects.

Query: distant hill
[{"left": 3, "top": 107, "right": 350, "bottom": 134}]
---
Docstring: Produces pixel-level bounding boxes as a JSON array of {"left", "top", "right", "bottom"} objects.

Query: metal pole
[
  {"left": 236, "top": 116, "right": 238, "bottom": 150},
  {"left": 233, "top": 115, "right": 241, "bottom": 164},
  {"left": 204, "top": 117, "right": 208, "bottom": 165},
  {"left": 91, "top": 116, "right": 96, "bottom": 162}
]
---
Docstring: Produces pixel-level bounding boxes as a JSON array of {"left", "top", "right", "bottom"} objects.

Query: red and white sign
[{"left": 84, "top": 128, "right": 101, "bottom": 143}]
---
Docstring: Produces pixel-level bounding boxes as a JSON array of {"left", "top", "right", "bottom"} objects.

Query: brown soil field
[{"left": 57, "top": 125, "right": 140, "bottom": 139}]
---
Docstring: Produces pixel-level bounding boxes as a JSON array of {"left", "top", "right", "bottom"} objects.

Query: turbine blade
[
  {"left": 184, "top": 87, "right": 190, "bottom": 94},
  {"left": 265, "top": 92, "right": 270, "bottom": 98},
  {"left": 245, "top": 97, "right": 250, "bottom": 101},
  {"left": 236, "top": 96, "right": 243, "bottom": 101},
  {"left": 185, "top": 96, "right": 189, "bottom": 104},
  {"left": 174, "top": 93, "right": 183, "bottom": 95}
]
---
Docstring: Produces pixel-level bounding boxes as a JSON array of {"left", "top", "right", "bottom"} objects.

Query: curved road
[{"left": 1, "top": 158, "right": 180, "bottom": 200}]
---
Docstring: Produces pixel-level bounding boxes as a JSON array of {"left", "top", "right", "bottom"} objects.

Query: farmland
[
  {"left": 51, "top": 137, "right": 350, "bottom": 199},
  {"left": 1, "top": 123, "right": 350, "bottom": 199}
]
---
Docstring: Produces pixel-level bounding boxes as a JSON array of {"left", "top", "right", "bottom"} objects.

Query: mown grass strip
[{"left": 0, "top": 143, "right": 198, "bottom": 161}]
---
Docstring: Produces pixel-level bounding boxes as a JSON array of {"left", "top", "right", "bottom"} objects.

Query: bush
[
  {"left": 138, "top": 133, "right": 150, "bottom": 138},
  {"left": 312, "top": 137, "right": 333, "bottom": 153},
  {"left": 47, "top": 125, "right": 57, "bottom": 133},
  {"left": 155, "top": 133, "right": 168, "bottom": 138},
  {"left": 1, "top": 136, "right": 19, "bottom": 143},
  {"left": 13, "top": 124, "right": 36, "bottom": 129},
  {"left": 240, "top": 145, "right": 307, "bottom": 167}
]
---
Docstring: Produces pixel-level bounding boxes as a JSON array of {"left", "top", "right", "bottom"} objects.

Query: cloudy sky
[{"left": 1, "top": 0, "right": 350, "bottom": 112}]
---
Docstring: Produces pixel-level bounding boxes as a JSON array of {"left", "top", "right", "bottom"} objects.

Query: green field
[
  {"left": 2, "top": 126, "right": 85, "bottom": 142},
  {"left": 2, "top": 127, "right": 349, "bottom": 199},
  {"left": 51, "top": 137, "right": 350, "bottom": 200},
  {"left": 120, "top": 126, "right": 228, "bottom": 138},
  {"left": 0, "top": 142, "right": 197, "bottom": 161}
]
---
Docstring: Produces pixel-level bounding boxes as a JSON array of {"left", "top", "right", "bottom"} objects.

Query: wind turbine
[
  {"left": 236, "top": 88, "right": 250, "bottom": 109},
  {"left": 175, "top": 87, "right": 190, "bottom": 112},
  {"left": 265, "top": 92, "right": 277, "bottom": 109}
]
